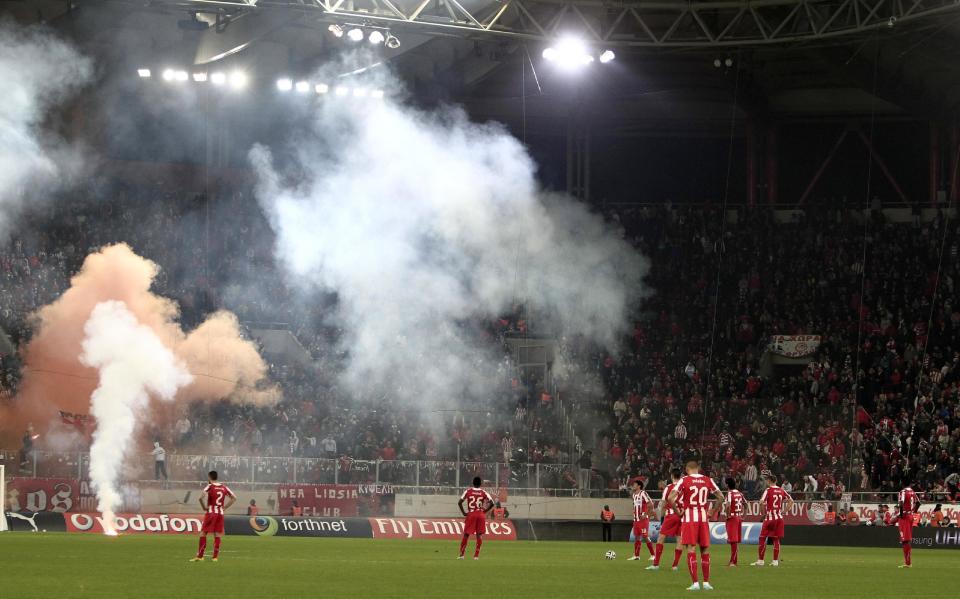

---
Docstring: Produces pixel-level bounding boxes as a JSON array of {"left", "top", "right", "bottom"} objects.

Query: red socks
[
  {"left": 213, "top": 537, "right": 221, "bottom": 559},
  {"left": 730, "top": 542, "right": 738, "bottom": 565},
  {"left": 459, "top": 535, "right": 469, "bottom": 557},
  {"left": 653, "top": 544, "right": 664, "bottom": 566},
  {"left": 702, "top": 553, "right": 711, "bottom": 582},
  {"left": 902, "top": 543, "right": 911, "bottom": 566},
  {"left": 758, "top": 537, "right": 767, "bottom": 560},
  {"left": 687, "top": 552, "right": 699, "bottom": 583},
  {"left": 474, "top": 535, "right": 483, "bottom": 558},
  {"left": 673, "top": 548, "right": 683, "bottom": 568},
  {"left": 646, "top": 541, "right": 655, "bottom": 556},
  {"left": 634, "top": 540, "right": 642, "bottom": 557},
  {"left": 197, "top": 536, "right": 207, "bottom": 558},
  {"left": 773, "top": 539, "right": 781, "bottom": 561}
]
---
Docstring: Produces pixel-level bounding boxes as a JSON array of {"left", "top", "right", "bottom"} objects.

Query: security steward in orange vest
[
  {"left": 601, "top": 505, "right": 615, "bottom": 542},
  {"left": 492, "top": 502, "right": 508, "bottom": 522}
]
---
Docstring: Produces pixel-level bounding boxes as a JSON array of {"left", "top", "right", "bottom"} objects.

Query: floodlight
[
  {"left": 385, "top": 34, "right": 401, "bottom": 49},
  {"left": 371, "top": 89, "right": 385, "bottom": 99},
  {"left": 353, "top": 87, "right": 367, "bottom": 97},
  {"left": 599, "top": 50, "right": 615, "bottom": 63},
  {"left": 277, "top": 78, "right": 293, "bottom": 91},
  {"left": 174, "top": 70, "right": 189, "bottom": 82},
  {"left": 210, "top": 72, "right": 227, "bottom": 85},
  {"left": 295, "top": 81, "right": 310, "bottom": 93},
  {"left": 368, "top": 30, "right": 385, "bottom": 45},
  {"left": 229, "top": 71, "right": 247, "bottom": 89},
  {"left": 137, "top": 68, "right": 151, "bottom": 78},
  {"left": 316, "top": 83, "right": 329, "bottom": 94},
  {"left": 335, "top": 86, "right": 349, "bottom": 96},
  {"left": 347, "top": 28, "right": 364, "bottom": 42},
  {"left": 192, "top": 72, "right": 208, "bottom": 82},
  {"left": 329, "top": 24, "right": 344, "bottom": 38},
  {"left": 162, "top": 69, "right": 175, "bottom": 81}
]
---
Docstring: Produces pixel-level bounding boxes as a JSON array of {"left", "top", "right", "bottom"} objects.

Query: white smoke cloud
[
  {"left": 251, "top": 59, "right": 647, "bottom": 408},
  {"left": 80, "top": 301, "right": 193, "bottom": 534},
  {"left": 0, "top": 22, "right": 92, "bottom": 238}
]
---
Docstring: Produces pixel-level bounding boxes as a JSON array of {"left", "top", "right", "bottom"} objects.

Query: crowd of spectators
[{"left": 571, "top": 205, "right": 960, "bottom": 500}]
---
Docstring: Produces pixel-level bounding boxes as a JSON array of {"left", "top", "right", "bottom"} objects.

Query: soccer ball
[{"left": 605, "top": 550, "right": 617, "bottom": 560}]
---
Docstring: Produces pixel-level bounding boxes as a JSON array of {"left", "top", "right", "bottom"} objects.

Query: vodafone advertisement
[
  {"left": 66, "top": 513, "right": 203, "bottom": 534},
  {"left": 370, "top": 517, "right": 517, "bottom": 540}
]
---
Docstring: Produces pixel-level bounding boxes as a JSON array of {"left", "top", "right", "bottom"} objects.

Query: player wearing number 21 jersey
[
  {"left": 666, "top": 457, "right": 725, "bottom": 591},
  {"left": 458, "top": 476, "right": 494, "bottom": 560},
  {"left": 752, "top": 472, "right": 793, "bottom": 567},
  {"left": 191, "top": 470, "right": 236, "bottom": 562}
]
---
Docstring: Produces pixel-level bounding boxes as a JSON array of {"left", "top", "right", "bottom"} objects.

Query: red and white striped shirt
[
  {"left": 461, "top": 487, "right": 494, "bottom": 514},
  {"left": 726, "top": 489, "right": 745, "bottom": 518},
  {"left": 674, "top": 474, "right": 721, "bottom": 523},
  {"left": 662, "top": 483, "right": 681, "bottom": 517},
  {"left": 633, "top": 490, "right": 652, "bottom": 521},
  {"left": 898, "top": 487, "right": 919, "bottom": 514},
  {"left": 759, "top": 485, "right": 792, "bottom": 521},
  {"left": 203, "top": 482, "right": 235, "bottom": 514}
]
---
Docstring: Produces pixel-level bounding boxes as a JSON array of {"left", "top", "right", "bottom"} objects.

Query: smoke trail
[
  {"left": 0, "top": 22, "right": 91, "bottom": 238},
  {"left": 5, "top": 243, "right": 278, "bottom": 438},
  {"left": 251, "top": 58, "right": 647, "bottom": 409},
  {"left": 80, "top": 300, "right": 193, "bottom": 534}
]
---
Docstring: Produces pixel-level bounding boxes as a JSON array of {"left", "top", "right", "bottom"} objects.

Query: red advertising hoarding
[
  {"left": 6, "top": 478, "right": 99, "bottom": 513},
  {"left": 369, "top": 517, "right": 516, "bottom": 540}
]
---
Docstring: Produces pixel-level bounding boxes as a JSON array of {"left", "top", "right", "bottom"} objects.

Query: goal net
[{"left": 0, "top": 465, "right": 7, "bottom": 531}]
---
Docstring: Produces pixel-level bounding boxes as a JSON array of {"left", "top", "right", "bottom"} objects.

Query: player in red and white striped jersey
[
  {"left": 723, "top": 478, "right": 746, "bottom": 566},
  {"left": 627, "top": 477, "right": 655, "bottom": 561},
  {"left": 457, "top": 476, "right": 494, "bottom": 560},
  {"left": 647, "top": 468, "right": 685, "bottom": 571},
  {"left": 666, "top": 457, "right": 725, "bottom": 591},
  {"left": 190, "top": 470, "right": 236, "bottom": 562},
  {"left": 896, "top": 484, "right": 919, "bottom": 568},
  {"left": 752, "top": 472, "right": 793, "bottom": 567}
]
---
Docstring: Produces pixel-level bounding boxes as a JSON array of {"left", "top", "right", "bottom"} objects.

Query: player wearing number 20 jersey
[
  {"left": 667, "top": 458, "right": 725, "bottom": 591},
  {"left": 458, "top": 476, "right": 494, "bottom": 560}
]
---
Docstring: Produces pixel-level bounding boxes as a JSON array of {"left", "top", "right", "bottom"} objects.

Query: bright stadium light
[
  {"left": 162, "top": 68, "right": 175, "bottom": 81},
  {"left": 229, "top": 71, "right": 247, "bottom": 89},
  {"left": 385, "top": 34, "right": 401, "bottom": 49},
  {"left": 543, "top": 38, "right": 594, "bottom": 69},
  {"left": 316, "top": 83, "right": 329, "bottom": 94},
  {"left": 295, "top": 81, "right": 310, "bottom": 93},
  {"left": 192, "top": 72, "right": 208, "bottom": 82},
  {"left": 328, "top": 24, "right": 344, "bottom": 38},
  {"left": 347, "top": 28, "right": 364, "bottom": 42},
  {"left": 335, "top": 86, "right": 349, "bottom": 96},
  {"left": 277, "top": 78, "right": 293, "bottom": 91},
  {"left": 210, "top": 72, "right": 226, "bottom": 85},
  {"left": 371, "top": 89, "right": 384, "bottom": 99},
  {"left": 368, "top": 30, "right": 385, "bottom": 45},
  {"left": 599, "top": 50, "right": 615, "bottom": 63},
  {"left": 353, "top": 87, "right": 367, "bottom": 97},
  {"left": 174, "top": 70, "right": 189, "bottom": 82},
  {"left": 137, "top": 68, "right": 151, "bottom": 78}
]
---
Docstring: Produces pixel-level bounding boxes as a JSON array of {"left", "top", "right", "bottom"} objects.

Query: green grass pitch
[{"left": 1, "top": 533, "right": 952, "bottom": 598}]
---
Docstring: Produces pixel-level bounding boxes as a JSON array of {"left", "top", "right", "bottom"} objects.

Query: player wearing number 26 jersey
[
  {"left": 458, "top": 476, "right": 494, "bottom": 560},
  {"left": 192, "top": 470, "right": 236, "bottom": 562}
]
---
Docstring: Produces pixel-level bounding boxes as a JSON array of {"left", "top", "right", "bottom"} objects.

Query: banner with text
[
  {"left": 277, "top": 484, "right": 395, "bottom": 517},
  {"left": 6, "top": 478, "right": 100, "bottom": 513},
  {"left": 768, "top": 335, "right": 821, "bottom": 358},
  {"left": 236, "top": 515, "right": 373, "bottom": 538},
  {"left": 369, "top": 517, "right": 517, "bottom": 540},
  {"left": 65, "top": 512, "right": 203, "bottom": 534}
]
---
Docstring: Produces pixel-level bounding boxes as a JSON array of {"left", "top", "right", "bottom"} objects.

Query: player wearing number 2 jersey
[
  {"left": 458, "top": 476, "right": 494, "bottom": 560},
  {"left": 666, "top": 457, "right": 725, "bottom": 591},
  {"left": 752, "top": 472, "right": 793, "bottom": 567},
  {"left": 191, "top": 471, "right": 236, "bottom": 562}
]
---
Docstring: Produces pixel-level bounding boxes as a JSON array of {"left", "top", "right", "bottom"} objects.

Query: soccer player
[
  {"left": 896, "top": 483, "right": 919, "bottom": 568},
  {"left": 724, "top": 478, "right": 745, "bottom": 566},
  {"left": 627, "top": 477, "right": 656, "bottom": 561},
  {"left": 458, "top": 476, "right": 494, "bottom": 560},
  {"left": 752, "top": 472, "right": 793, "bottom": 567},
  {"left": 191, "top": 470, "right": 236, "bottom": 562},
  {"left": 648, "top": 468, "right": 685, "bottom": 571},
  {"left": 667, "top": 457, "right": 725, "bottom": 591}
]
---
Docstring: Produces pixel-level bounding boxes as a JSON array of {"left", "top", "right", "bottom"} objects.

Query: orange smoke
[{"left": 2, "top": 243, "right": 278, "bottom": 441}]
